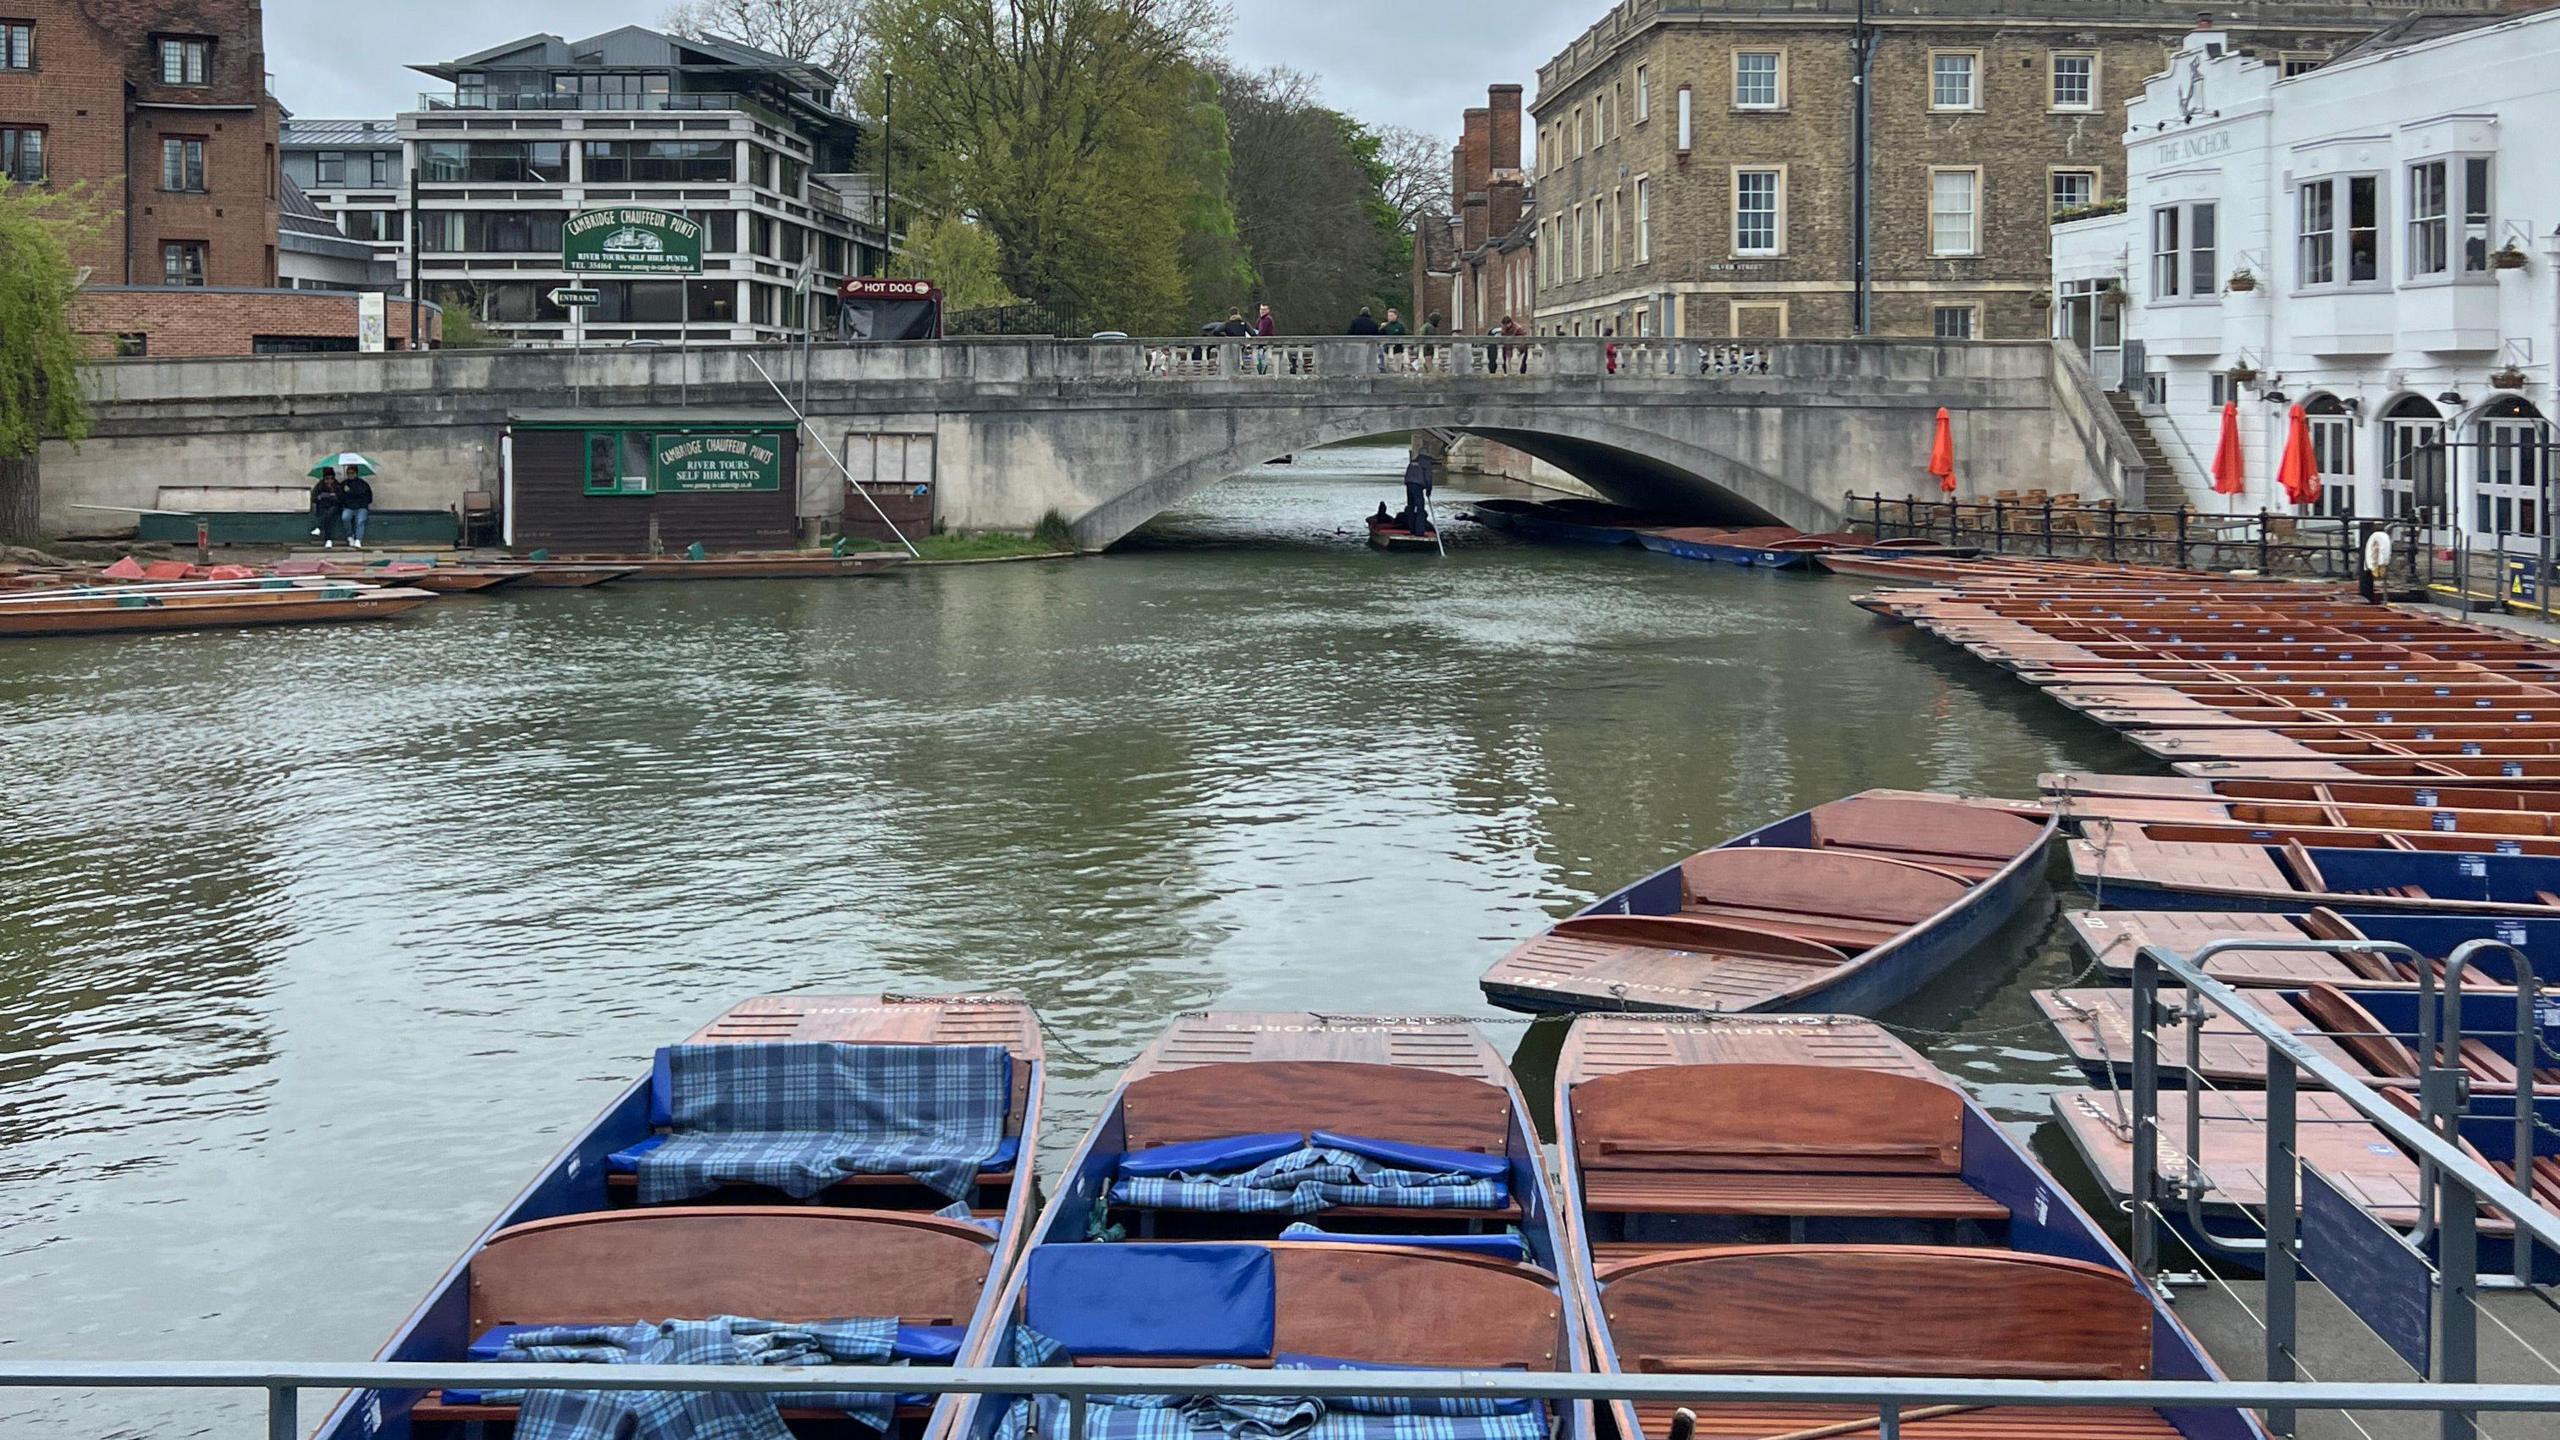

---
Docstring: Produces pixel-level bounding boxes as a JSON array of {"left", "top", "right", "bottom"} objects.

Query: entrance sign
[
  {"left": 549, "top": 287, "right": 602, "bottom": 308},
  {"left": 653, "top": 432, "right": 784, "bottom": 493},
  {"left": 562, "top": 208, "right": 705, "bottom": 276}
]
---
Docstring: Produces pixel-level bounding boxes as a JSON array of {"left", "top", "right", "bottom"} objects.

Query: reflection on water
[{"left": 0, "top": 445, "right": 2146, "bottom": 1432}]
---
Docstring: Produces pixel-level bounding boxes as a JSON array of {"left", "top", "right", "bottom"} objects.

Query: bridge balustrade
[{"left": 1132, "top": 336, "right": 1773, "bottom": 382}]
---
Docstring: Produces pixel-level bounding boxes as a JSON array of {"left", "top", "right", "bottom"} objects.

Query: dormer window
[{"left": 158, "top": 36, "right": 209, "bottom": 85}]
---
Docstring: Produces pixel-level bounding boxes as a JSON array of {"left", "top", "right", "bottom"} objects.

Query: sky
[{"left": 264, "top": 0, "right": 1598, "bottom": 147}]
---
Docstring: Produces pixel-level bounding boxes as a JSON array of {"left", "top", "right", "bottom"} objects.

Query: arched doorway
[
  {"left": 2303, "top": 393, "right": 2358, "bottom": 518},
  {"left": 2473, "top": 395, "right": 2551, "bottom": 552},
  {"left": 2379, "top": 394, "right": 2446, "bottom": 524}
]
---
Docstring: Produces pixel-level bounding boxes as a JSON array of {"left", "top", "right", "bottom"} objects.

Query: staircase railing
[{"left": 2049, "top": 342, "right": 2147, "bottom": 506}]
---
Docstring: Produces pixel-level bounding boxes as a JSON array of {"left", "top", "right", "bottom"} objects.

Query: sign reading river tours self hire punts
[
  {"left": 653, "top": 433, "right": 783, "bottom": 493},
  {"left": 562, "top": 208, "right": 705, "bottom": 276}
]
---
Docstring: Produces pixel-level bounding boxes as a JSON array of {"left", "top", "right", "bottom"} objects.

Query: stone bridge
[{"left": 41, "top": 335, "right": 2141, "bottom": 547}]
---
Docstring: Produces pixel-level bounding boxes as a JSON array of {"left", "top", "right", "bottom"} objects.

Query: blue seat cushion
[
  {"left": 1116, "top": 1132, "right": 1303, "bottom": 1178},
  {"left": 1276, "top": 1223, "right": 1528, "bottom": 1263},
  {"left": 442, "top": 1323, "right": 967, "bottom": 1406},
  {"left": 1272, "top": 1355, "right": 1540, "bottom": 1415},
  {"left": 1023, "top": 1244, "right": 1274, "bottom": 1358},
  {"left": 608, "top": 1131, "right": 1020, "bottom": 1178},
  {"left": 1310, "top": 1131, "right": 1508, "bottom": 1181}
]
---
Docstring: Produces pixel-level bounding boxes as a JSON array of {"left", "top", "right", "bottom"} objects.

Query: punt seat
[
  {"left": 1569, "top": 1062, "right": 2007, "bottom": 1231},
  {"left": 1676, "top": 849, "right": 1975, "bottom": 954},
  {"left": 405, "top": 1207, "right": 994, "bottom": 1426}
]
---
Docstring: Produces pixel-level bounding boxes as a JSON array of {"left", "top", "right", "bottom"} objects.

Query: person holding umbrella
[
  {"left": 308, "top": 453, "right": 377, "bottom": 549},
  {"left": 338, "top": 465, "right": 375, "bottom": 549}
]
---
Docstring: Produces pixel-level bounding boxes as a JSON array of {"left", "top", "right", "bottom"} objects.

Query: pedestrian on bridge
[{"left": 1348, "top": 307, "right": 1381, "bottom": 336}]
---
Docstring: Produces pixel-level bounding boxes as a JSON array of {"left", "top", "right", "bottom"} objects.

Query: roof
[
  {"left": 282, "top": 118, "right": 401, "bottom": 150},
  {"left": 279, "top": 175, "right": 335, "bottom": 236},
  {"left": 2328, "top": 9, "right": 2520, "bottom": 64},
  {"left": 416, "top": 24, "right": 839, "bottom": 95}
]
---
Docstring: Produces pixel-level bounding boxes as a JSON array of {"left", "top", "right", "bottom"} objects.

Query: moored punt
[
  {"left": 1636, "top": 526, "right": 1850, "bottom": 568},
  {"left": 395, "top": 566, "right": 533, "bottom": 593},
  {"left": 2070, "top": 829, "right": 2560, "bottom": 914},
  {"left": 550, "top": 551, "right": 909, "bottom": 581},
  {"left": 1479, "top": 790, "right": 2056, "bottom": 1015},
  {"left": 1463, "top": 497, "right": 1539, "bottom": 532},
  {"left": 511, "top": 563, "right": 642, "bottom": 588},
  {"left": 1553, "top": 1015, "right": 2263, "bottom": 1440},
  {"left": 312, "top": 992, "right": 1045, "bottom": 1440},
  {"left": 2061, "top": 908, "right": 2560, "bottom": 989},
  {"left": 2042, "top": 771, "right": 2560, "bottom": 814},
  {"left": 950, "top": 1011, "right": 1588, "bottom": 1440},
  {"left": 2066, "top": 816, "right": 2560, "bottom": 858},
  {"left": 2047, "top": 782, "right": 2560, "bottom": 845},
  {"left": 2123, "top": 723, "right": 2560, "bottom": 763},
  {"left": 0, "top": 581, "right": 436, "bottom": 638},
  {"left": 2033, "top": 983, "right": 2560, "bottom": 1092},
  {"left": 1505, "top": 498, "right": 1678, "bottom": 547}
]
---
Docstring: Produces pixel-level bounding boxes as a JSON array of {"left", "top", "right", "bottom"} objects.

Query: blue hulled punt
[
  {"left": 1635, "top": 526, "right": 1853, "bottom": 569},
  {"left": 1497, "top": 498, "right": 1673, "bottom": 546},
  {"left": 2034, "top": 982, "right": 2560, "bottom": 1094},
  {"left": 1555, "top": 1016, "right": 2268, "bottom": 1440},
  {"left": 1479, "top": 790, "right": 2058, "bottom": 1015},
  {"left": 950, "top": 1012, "right": 1592, "bottom": 1440},
  {"left": 2071, "top": 831, "right": 2560, "bottom": 915},
  {"left": 312, "top": 994, "right": 1045, "bottom": 1440}
]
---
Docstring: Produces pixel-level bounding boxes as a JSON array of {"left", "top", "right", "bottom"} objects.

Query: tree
[
  {"left": 0, "top": 185, "right": 96, "bottom": 541},
  {"left": 1216, "top": 66, "right": 1406, "bottom": 331},
  {"left": 1373, "top": 125, "right": 1451, "bottom": 237},
  {"left": 865, "top": 0, "right": 1231, "bottom": 334},
  {"left": 898, "top": 212, "right": 1018, "bottom": 313},
  {"left": 666, "top": 0, "right": 875, "bottom": 95}
]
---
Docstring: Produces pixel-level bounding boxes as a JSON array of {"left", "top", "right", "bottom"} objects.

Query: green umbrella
[{"left": 309, "top": 452, "right": 378, "bottom": 478}]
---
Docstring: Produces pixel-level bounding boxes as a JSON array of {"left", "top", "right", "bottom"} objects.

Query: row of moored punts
[
  {"left": 0, "top": 550, "right": 905, "bottom": 639},
  {"left": 1463, "top": 498, "right": 1981, "bottom": 571},
  {"left": 1856, "top": 559, "right": 2560, "bottom": 1284},
  {"left": 317, "top": 996, "right": 2264, "bottom": 1440}
]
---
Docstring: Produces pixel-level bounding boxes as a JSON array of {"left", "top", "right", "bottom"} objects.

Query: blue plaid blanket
[
  {"left": 992, "top": 1336, "right": 1543, "bottom": 1440},
  {"left": 476, "top": 1316, "right": 901, "bottom": 1440},
  {"left": 1110, "top": 1146, "right": 1506, "bottom": 1217},
  {"left": 637, "top": 1042, "right": 1010, "bottom": 1204}
]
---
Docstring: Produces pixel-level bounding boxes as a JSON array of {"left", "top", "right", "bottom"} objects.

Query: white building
[
  {"left": 2053, "top": 12, "right": 2557, "bottom": 552},
  {"left": 390, "top": 26, "right": 891, "bottom": 345}
]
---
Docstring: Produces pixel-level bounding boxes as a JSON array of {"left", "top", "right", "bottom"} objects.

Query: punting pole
[
  {"left": 0, "top": 577, "right": 399, "bottom": 604},
  {"left": 742, "top": 351, "right": 922, "bottom": 559}
]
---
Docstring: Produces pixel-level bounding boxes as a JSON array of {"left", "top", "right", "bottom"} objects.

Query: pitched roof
[
  {"left": 2328, "top": 9, "right": 2518, "bottom": 64},
  {"left": 279, "top": 174, "right": 334, "bottom": 235}
]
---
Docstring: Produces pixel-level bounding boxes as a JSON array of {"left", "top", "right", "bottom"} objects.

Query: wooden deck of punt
[
  {"left": 1479, "top": 791, "right": 2055, "bottom": 1015},
  {"left": 0, "top": 583, "right": 436, "bottom": 637},
  {"left": 2042, "top": 772, "right": 2560, "bottom": 813},
  {"left": 2052, "top": 786, "right": 2560, "bottom": 838},
  {"left": 2069, "top": 830, "right": 2560, "bottom": 913},
  {"left": 2061, "top": 909, "right": 2388, "bottom": 986},
  {"left": 2050, "top": 1087, "right": 2430, "bottom": 1226},
  {"left": 2033, "top": 987, "right": 2379, "bottom": 1087},
  {"left": 2172, "top": 755, "right": 2560, "bottom": 784},
  {"left": 552, "top": 552, "right": 908, "bottom": 581},
  {"left": 1635, "top": 1405, "right": 2185, "bottom": 1440},
  {"left": 2132, "top": 736, "right": 2560, "bottom": 767},
  {"left": 510, "top": 564, "right": 640, "bottom": 587},
  {"left": 2067, "top": 817, "right": 2560, "bottom": 857}
]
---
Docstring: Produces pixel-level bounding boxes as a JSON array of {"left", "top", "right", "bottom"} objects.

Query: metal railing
[
  {"left": 1136, "top": 337, "right": 1774, "bottom": 382},
  {"left": 1851, "top": 491, "right": 2437, "bottom": 587},
  {"left": 415, "top": 91, "right": 748, "bottom": 113},
  {"left": 2124, "top": 939, "right": 2560, "bottom": 1439},
  {"left": 4, "top": 1362, "right": 2559, "bottom": 1440}
]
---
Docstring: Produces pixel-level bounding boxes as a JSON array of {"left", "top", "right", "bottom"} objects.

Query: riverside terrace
[{"left": 35, "top": 336, "right": 2144, "bottom": 550}]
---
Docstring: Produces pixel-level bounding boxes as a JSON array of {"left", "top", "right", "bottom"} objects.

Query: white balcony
[
  {"left": 2138, "top": 300, "right": 2226, "bottom": 358},
  {"left": 2286, "top": 290, "right": 2395, "bottom": 356},
  {"left": 2399, "top": 281, "right": 2501, "bottom": 354}
]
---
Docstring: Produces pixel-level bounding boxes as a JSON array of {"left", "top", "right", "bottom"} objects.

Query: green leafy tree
[
  {"left": 1216, "top": 67, "right": 1408, "bottom": 331},
  {"left": 865, "top": 0, "right": 1230, "bottom": 334},
  {"left": 0, "top": 185, "right": 97, "bottom": 540},
  {"left": 898, "top": 212, "right": 1019, "bottom": 312}
]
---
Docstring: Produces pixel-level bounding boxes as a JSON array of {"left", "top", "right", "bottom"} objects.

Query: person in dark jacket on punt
[
  {"left": 1402, "top": 449, "right": 1437, "bottom": 535},
  {"left": 338, "top": 467, "right": 376, "bottom": 549}
]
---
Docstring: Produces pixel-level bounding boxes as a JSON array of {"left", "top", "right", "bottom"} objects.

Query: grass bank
[{"left": 843, "top": 530, "right": 1076, "bottom": 562}]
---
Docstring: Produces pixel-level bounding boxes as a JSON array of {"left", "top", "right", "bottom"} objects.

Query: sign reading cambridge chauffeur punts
[
  {"left": 653, "top": 433, "right": 783, "bottom": 493},
  {"left": 562, "top": 208, "right": 705, "bottom": 276}
]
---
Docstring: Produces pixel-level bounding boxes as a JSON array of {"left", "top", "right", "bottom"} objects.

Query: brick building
[
  {"left": 1527, "top": 0, "right": 2506, "bottom": 342},
  {"left": 1415, "top": 85, "right": 1540, "bottom": 336}
]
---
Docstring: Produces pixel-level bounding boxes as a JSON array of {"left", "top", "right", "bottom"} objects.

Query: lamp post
[{"left": 879, "top": 70, "right": 894, "bottom": 277}]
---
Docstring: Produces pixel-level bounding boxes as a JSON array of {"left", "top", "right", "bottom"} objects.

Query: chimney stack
[
  {"left": 1488, "top": 84, "right": 1524, "bottom": 181},
  {"left": 1459, "top": 107, "right": 1493, "bottom": 250}
]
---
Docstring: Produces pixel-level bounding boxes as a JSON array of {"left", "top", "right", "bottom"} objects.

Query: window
[
  {"left": 1, "top": 21, "right": 31, "bottom": 70},
  {"left": 114, "top": 333, "right": 148, "bottom": 357},
  {"left": 2305, "top": 395, "right": 2358, "bottom": 518},
  {"left": 160, "top": 137, "right": 205, "bottom": 192},
  {"left": 158, "top": 37, "right": 208, "bottom": 85},
  {"left": 420, "top": 210, "right": 565, "bottom": 253},
  {"left": 1636, "top": 64, "right": 1650, "bottom": 120},
  {"left": 581, "top": 139, "right": 733, "bottom": 183},
  {"left": 1932, "top": 305, "right": 1978, "bottom": 340},
  {"left": 1734, "top": 51, "right": 1783, "bottom": 109},
  {"left": 370, "top": 151, "right": 393, "bottom": 188},
  {"left": 2294, "top": 176, "right": 2385, "bottom": 288},
  {"left": 2149, "top": 201, "right": 2216, "bottom": 298},
  {"left": 1734, "top": 167, "right": 1782, "bottom": 256},
  {"left": 341, "top": 210, "right": 404, "bottom": 243},
  {"left": 1930, "top": 52, "right": 1978, "bottom": 111},
  {"left": 2407, "top": 160, "right": 2448, "bottom": 277},
  {"left": 552, "top": 72, "right": 671, "bottom": 110},
  {"left": 161, "top": 241, "right": 206, "bottom": 286},
  {"left": 2051, "top": 169, "right": 2097, "bottom": 217},
  {"left": 1929, "top": 169, "right": 1978, "bottom": 256},
  {"left": 314, "top": 151, "right": 344, "bottom": 186},
  {"left": 1573, "top": 107, "right": 1585, "bottom": 156},
  {"left": 2478, "top": 399, "right": 2547, "bottom": 544},
  {"left": 1594, "top": 92, "right": 1606, "bottom": 147},
  {"left": 2281, "top": 53, "right": 2324, "bottom": 78},
  {"left": 417, "top": 140, "right": 566, "bottom": 184},
  {"left": 2051, "top": 53, "right": 2096, "bottom": 111},
  {"left": 2461, "top": 157, "right": 2492, "bottom": 273},
  {"left": 1634, "top": 176, "right": 1651, "bottom": 262},
  {"left": 2381, "top": 398, "right": 2446, "bottom": 519},
  {"left": 0, "top": 125, "right": 41, "bottom": 183}
]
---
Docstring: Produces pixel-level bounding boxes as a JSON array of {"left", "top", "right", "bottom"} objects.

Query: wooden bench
[
  {"left": 1630, "top": 1402, "right": 2183, "bottom": 1440},
  {"left": 1572, "top": 1062, "right": 2007, "bottom": 1229},
  {"left": 1805, "top": 795, "right": 2049, "bottom": 883},
  {"left": 408, "top": 1207, "right": 993, "bottom": 1424}
]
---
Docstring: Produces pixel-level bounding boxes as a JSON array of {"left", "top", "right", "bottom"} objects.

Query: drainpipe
[
  {"left": 121, "top": 83, "right": 134, "bottom": 283},
  {"left": 1850, "top": 0, "right": 1874, "bottom": 334}
]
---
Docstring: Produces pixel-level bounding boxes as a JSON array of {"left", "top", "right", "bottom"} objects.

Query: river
[{"left": 0, "top": 446, "right": 2157, "bottom": 1434}]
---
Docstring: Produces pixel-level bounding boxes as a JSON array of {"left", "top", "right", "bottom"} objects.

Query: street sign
[
  {"left": 561, "top": 208, "right": 705, "bottom": 276},
  {"left": 549, "top": 287, "right": 602, "bottom": 308}
]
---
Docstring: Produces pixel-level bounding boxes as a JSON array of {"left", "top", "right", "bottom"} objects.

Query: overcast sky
[{"left": 265, "top": 0, "right": 1595, "bottom": 147}]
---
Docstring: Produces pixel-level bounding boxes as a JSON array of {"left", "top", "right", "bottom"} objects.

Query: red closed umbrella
[
  {"left": 2210, "top": 402, "right": 2247, "bottom": 502},
  {"left": 2276, "top": 403, "right": 2322, "bottom": 508},
  {"left": 1929, "top": 408, "right": 1957, "bottom": 495}
]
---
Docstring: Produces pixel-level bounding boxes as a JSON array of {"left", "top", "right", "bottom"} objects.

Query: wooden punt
[
  {"left": 553, "top": 552, "right": 908, "bottom": 581},
  {"left": 2062, "top": 907, "right": 2559, "bottom": 989},
  {"left": 512, "top": 563, "right": 641, "bottom": 588},
  {"left": 1365, "top": 515, "right": 1442, "bottom": 552},
  {"left": 2071, "top": 816, "right": 2560, "bottom": 859},
  {"left": 312, "top": 993, "right": 1045, "bottom": 1440},
  {"left": 2043, "top": 772, "right": 2560, "bottom": 814},
  {"left": 1480, "top": 791, "right": 2056, "bottom": 1016},
  {"left": 0, "top": 582, "right": 435, "bottom": 638},
  {"left": 1506, "top": 499, "right": 1678, "bottom": 547},
  {"left": 373, "top": 566, "right": 531, "bottom": 593},
  {"left": 1464, "top": 497, "right": 1539, "bottom": 532},
  {"left": 1636, "top": 526, "right": 1845, "bottom": 569},
  {"left": 2171, "top": 756, "right": 2560, "bottom": 784},
  {"left": 2035, "top": 983, "right": 2560, "bottom": 1093},
  {"left": 949, "top": 1012, "right": 1590, "bottom": 1440},
  {"left": 2070, "top": 829, "right": 2560, "bottom": 914},
  {"left": 2052, "top": 787, "right": 2560, "bottom": 845},
  {"left": 1554, "top": 1016, "right": 2264, "bottom": 1440}
]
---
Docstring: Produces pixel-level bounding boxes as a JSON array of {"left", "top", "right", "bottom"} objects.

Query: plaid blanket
[
  {"left": 638, "top": 1042, "right": 1010, "bottom": 1204},
  {"left": 1110, "top": 1145, "right": 1506, "bottom": 1217},
  {"left": 480, "top": 1316, "right": 900, "bottom": 1440},
  {"left": 991, "top": 1340, "right": 1543, "bottom": 1440}
]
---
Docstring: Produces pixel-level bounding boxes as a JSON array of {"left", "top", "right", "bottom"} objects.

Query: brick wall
[
  {"left": 71, "top": 286, "right": 439, "bottom": 357},
  {"left": 1, "top": 2, "right": 280, "bottom": 285}
]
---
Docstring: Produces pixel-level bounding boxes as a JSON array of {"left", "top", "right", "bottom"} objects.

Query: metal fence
[{"left": 1850, "top": 492, "right": 2436, "bottom": 590}]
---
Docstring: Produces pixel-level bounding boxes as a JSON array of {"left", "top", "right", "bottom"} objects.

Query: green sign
[
  {"left": 562, "top": 207, "right": 705, "bottom": 276},
  {"left": 653, "top": 432, "right": 783, "bottom": 493}
]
